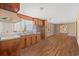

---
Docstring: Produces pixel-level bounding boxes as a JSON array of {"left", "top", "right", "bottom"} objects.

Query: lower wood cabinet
[
  {"left": 26, "top": 35, "right": 32, "bottom": 46},
  {"left": 20, "top": 36, "right": 26, "bottom": 49},
  {"left": 0, "top": 34, "right": 42, "bottom": 56},
  {"left": 36, "top": 34, "right": 41, "bottom": 42},
  {"left": 31, "top": 35, "right": 37, "bottom": 44},
  {"left": 0, "top": 38, "right": 20, "bottom": 56}
]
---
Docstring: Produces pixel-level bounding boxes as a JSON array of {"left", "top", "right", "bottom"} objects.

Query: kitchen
[
  {"left": 0, "top": 3, "right": 79, "bottom": 56},
  {"left": 0, "top": 3, "right": 47, "bottom": 55}
]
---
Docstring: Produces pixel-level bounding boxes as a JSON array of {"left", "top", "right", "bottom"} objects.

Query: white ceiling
[{"left": 18, "top": 3, "right": 79, "bottom": 24}]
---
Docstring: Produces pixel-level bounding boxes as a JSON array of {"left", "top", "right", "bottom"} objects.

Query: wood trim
[
  {"left": 17, "top": 13, "right": 46, "bottom": 21},
  {"left": 76, "top": 21, "right": 77, "bottom": 38},
  {"left": 17, "top": 13, "right": 34, "bottom": 21}
]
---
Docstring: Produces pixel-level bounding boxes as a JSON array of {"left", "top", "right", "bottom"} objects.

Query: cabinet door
[
  {"left": 34, "top": 19, "right": 38, "bottom": 25},
  {"left": 38, "top": 20, "right": 40, "bottom": 26},
  {"left": 0, "top": 39, "right": 20, "bottom": 56},
  {"left": 20, "top": 36, "right": 26, "bottom": 49},
  {"left": 42, "top": 20, "right": 47, "bottom": 26},
  {"left": 26, "top": 35, "right": 32, "bottom": 46},
  {"left": 37, "top": 35, "right": 41, "bottom": 42},
  {"left": 31, "top": 35, "right": 36, "bottom": 44},
  {"left": 40, "top": 20, "right": 43, "bottom": 26},
  {"left": 39, "top": 20, "right": 41, "bottom": 26}
]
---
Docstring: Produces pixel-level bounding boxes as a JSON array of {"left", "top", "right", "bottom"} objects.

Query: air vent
[
  {"left": 0, "top": 16, "right": 21, "bottom": 23},
  {"left": 1, "top": 17, "right": 8, "bottom": 19},
  {"left": 0, "top": 16, "right": 9, "bottom": 20}
]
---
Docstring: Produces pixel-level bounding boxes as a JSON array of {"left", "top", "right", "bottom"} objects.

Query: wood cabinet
[
  {"left": 38, "top": 20, "right": 43, "bottom": 26},
  {"left": 25, "top": 34, "right": 42, "bottom": 46},
  {"left": 34, "top": 18, "right": 43, "bottom": 26},
  {"left": 20, "top": 34, "right": 41, "bottom": 48},
  {"left": 31, "top": 35, "right": 37, "bottom": 44},
  {"left": 0, "top": 34, "right": 42, "bottom": 55},
  {"left": 0, "top": 38, "right": 20, "bottom": 56},
  {"left": 43, "top": 20, "right": 48, "bottom": 39},
  {"left": 17, "top": 13, "right": 33, "bottom": 21},
  {"left": 36, "top": 34, "right": 41, "bottom": 42},
  {"left": 26, "top": 35, "right": 32, "bottom": 46},
  {"left": 0, "top": 3, "right": 20, "bottom": 12},
  {"left": 34, "top": 19, "right": 48, "bottom": 26},
  {"left": 20, "top": 36, "right": 26, "bottom": 49},
  {"left": 34, "top": 18, "right": 38, "bottom": 25}
]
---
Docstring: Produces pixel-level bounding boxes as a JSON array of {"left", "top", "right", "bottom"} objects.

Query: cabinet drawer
[{"left": 20, "top": 36, "right": 26, "bottom": 49}]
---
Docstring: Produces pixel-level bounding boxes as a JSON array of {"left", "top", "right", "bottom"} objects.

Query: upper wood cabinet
[
  {"left": 34, "top": 18, "right": 43, "bottom": 26},
  {"left": 33, "top": 18, "right": 38, "bottom": 25},
  {"left": 43, "top": 20, "right": 48, "bottom": 26},
  {"left": 17, "top": 13, "right": 33, "bottom": 21},
  {"left": 39, "top": 20, "right": 43, "bottom": 26},
  {"left": 0, "top": 3, "right": 20, "bottom": 12}
]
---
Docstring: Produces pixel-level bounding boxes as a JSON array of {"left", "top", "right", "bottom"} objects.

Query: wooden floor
[{"left": 20, "top": 34, "right": 79, "bottom": 56}]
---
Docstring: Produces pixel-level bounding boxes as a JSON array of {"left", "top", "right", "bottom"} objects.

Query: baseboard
[
  {"left": 47, "top": 34, "right": 55, "bottom": 39},
  {"left": 68, "top": 33, "right": 76, "bottom": 37}
]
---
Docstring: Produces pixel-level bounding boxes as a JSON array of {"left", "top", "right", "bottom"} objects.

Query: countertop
[{"left": 0, "top": 32, "right": 41, "bottom": 41}]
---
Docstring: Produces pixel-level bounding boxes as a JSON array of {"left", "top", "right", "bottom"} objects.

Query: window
[{"left": 14, "top": 20, "right": 35, "bottom": 33}]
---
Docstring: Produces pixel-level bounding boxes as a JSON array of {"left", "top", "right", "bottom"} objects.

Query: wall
[
  {"left": 77, "top": 17, "right": 79, "bottom": 46},
  {"left": 67, "top": 22, "right": 76, "bottom": 37},
  {"left": 47, "top": 23, "right": 54, "bottom": 37},
  {"left": 54, "top": 24, "right": 67, "bottom": 34},
  {"left": 0, "top": 22, "right": 2, "bottom": 34},
  {"left": 54, "top": 24, "right": 60, "bottom": 34},
  {"left": 54, "top": 23, "right": 76, "bottom": 37}
]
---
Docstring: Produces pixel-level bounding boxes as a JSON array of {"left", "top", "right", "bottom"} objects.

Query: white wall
[
  {"left": 77, "top": 18, "right": 79, "bottom": 46},
  {"left": 47, "top": 23, "right": 54, "bottom": 37},
  {"left": 0, "top": 22, "right": 2, "bottom": 34},
  {"left": 67, "top": 23, "right": 76, "bottom": 37},
  {"left": 54, "top": 23, "right": 76, "bottom": 37}
]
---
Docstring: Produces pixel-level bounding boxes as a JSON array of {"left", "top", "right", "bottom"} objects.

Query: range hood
[{"left": 0, "top": 9, "right": 21, "bottom": 23}]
